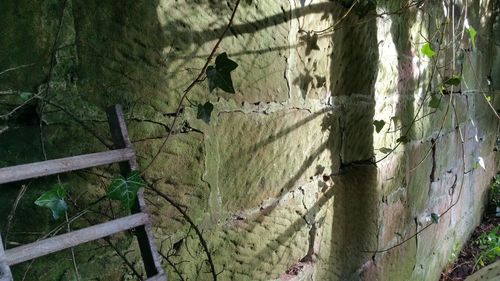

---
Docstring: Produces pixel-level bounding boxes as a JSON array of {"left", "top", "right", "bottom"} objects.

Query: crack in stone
[
  {"left": 430, "top": 138, "right": 436, "bottom": 183},
  {"left": 229, "top": 176, "right": 320, "bottom": 221},
  {"left": 129, "top": 117, "right": 171, "bottom": 131},
  {"left": 284, "top": 55, "right": 291, "bottom": 99},
  {"left": 414, "top": 216, "right": 419, "bottom": 264}
]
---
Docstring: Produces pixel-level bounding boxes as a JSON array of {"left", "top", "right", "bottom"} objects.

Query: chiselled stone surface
[{"left": 205, "top": 108, "right": 334, "bottom": 213}]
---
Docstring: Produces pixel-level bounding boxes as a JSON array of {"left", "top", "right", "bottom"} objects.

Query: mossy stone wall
[{"left": 0, "top": 1, "right": 498, "bottom": 280}]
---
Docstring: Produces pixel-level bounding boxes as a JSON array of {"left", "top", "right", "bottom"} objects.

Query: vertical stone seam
[{"left": 285, "top": 0, "right": 297, "bottom": 101}]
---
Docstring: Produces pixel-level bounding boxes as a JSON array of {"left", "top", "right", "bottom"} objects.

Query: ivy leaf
[
  {"left": 206, "top": 52, "right": 238, "bottom": 94},
  {"left": 197, "top": 102, "right": 214, "bottom": 124},
  {"left": 421, "top": 43, "right": 436, "bottom": 58},
  {"left": 444, "top": 76, "right": 461, "bottom": 86},
  {"left": 373, "top": 120, "right": 385, "bottom": 133},
  {"left": 437, "top": 84, "right": 446, "bottom": 95},
  {"left": 19, "top": 92, "right": 32, "bottom": 101},
  {"left": 107, "top": 171, "right": 144, "bottom": 209},
  {"left": 379, "top": 147, "right": 393, "bottom": 154},
  {"left": 396, "top": 135, "right": 410, "bottom": 144},
  {"left": 35, "top": 184, "right": 68, "bottom": 220},
  {"left": 428, "top": 94, "right": 441, "bottom": 109},
  {"left": 431, "top": 213, "right": 439, "bottom": 224},
  {"left": 467, "top": 26, "right": 477, "bottom": 49}
]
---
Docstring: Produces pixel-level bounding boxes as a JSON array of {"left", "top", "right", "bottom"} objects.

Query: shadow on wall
[
  {"left": 0, "top": 1, "right": 380, "bottom": 280},
  {"left": 323, "top": 2, "right": 380, "bottom": 279},
  {"left": 0, "top": 0, "right": 428, "bottom": 280}
]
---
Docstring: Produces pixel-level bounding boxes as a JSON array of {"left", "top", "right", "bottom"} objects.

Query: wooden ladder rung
[
  {"left": 4, "top": 213, "right": 149, "bottom": 266},
  {"left": 0, "top": 148, "right": 135, "bottom": 185}
]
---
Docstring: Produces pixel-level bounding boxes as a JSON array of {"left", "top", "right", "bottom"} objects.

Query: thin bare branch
[
  {"left": 147, "top": 182, "right": 218, "bottom": 281},
  {"left": 3, "top": 185, "right": 28, "bottom": 248},
  {"left": 0, "top": 64, "right": 35, "bottom": 76},
  {"left": 142, "top": 0, "right": 242, "bottom": 174}
]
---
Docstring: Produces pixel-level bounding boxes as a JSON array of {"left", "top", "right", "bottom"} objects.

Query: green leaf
[
  {"left": 472, "top": 162, "right": 480, "bottom": 170},
  {"left": 467, "top": 26, "right": 477, "bottom": 49},
  {"left": 431, "top": 213, "right": 439, "bottom": 224},
  {"left": 437, "top": 84, "right": 446, "bottom": 95},
  {"left": 107, "top": 171, "right": 144, "bottom": 209},
  {"left": 379, "top": 147, "right": 393, "bottom": 154},
  {"left": 19, "top": 92, "right": 32, "bottom": 101},
  {"left": 396, "top": 135, "right": 410, "bottom": 144},
  {"left": 428, "top": 94, "right": 441, "bottom": 109},
  {"left": 35, "top": 184, "right": 67, "bottom": 220},
  {"left": 197, "top": 102, "right": 214, "bottom": 124},
  {"left": 444, "top": 76, "right": 461, "bottom": 86},
  {"left": 421, "top": 43, "right": 436, "bottom": 58},
  {"left": 373, "top": 120, "right": 385, "bottom": 133},
  {"left": 206, "top": 52, "right": 238, "bottom": 94}
]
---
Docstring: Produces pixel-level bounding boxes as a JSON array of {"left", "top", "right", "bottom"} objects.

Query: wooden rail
[
  {"left": 0, "top": 148, "right": 135, "bottom": 185},
  {"left": 0, "top": 105, "right": 166, "bottom": 280},
  {"left": 5, "top": 213, "right": 148, "bottom": 265},
  {"left": 0, "top": 236, "right": 12, "bottom": 281}
]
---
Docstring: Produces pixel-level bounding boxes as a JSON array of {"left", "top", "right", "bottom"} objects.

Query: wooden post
[
  {"left": 0, "top": 236, "right": 13, "bottom": 281},
  {"left": 106, "top": 105, "right": 165, "bottom": 279}
]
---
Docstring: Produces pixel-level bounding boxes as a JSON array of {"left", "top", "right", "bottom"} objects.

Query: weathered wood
[
  {"left": 107, "top": 104, "right": 138, "bottom": 172},
  {"left": 0, "top": 148, "right": 135, "bottom": 185},
  {"left": 132, "top": 194, "right": 165, "bottom": 277},
  {"left": 145, "top": 273, "right": 167, "bottom": 281},
  {"left": 107, "top": 105, "right": 165, "bottom": 279},
  {"left": 5, "top": 213, "right": 148, "bottom": 266},
  {"left": 0, "top": 104, "right": 166, "bottom": 280},
  {"left": 0, "top": 236, "right": 13, "bottom": 281}
]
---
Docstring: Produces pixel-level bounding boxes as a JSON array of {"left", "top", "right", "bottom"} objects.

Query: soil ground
[{"left": 439, "top": 213, "right": 499, "bottom": 281}]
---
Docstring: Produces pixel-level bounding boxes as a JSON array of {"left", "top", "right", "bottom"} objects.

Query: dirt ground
[{"left": 439, "top": 214, "right": 499, "bottom": 281}]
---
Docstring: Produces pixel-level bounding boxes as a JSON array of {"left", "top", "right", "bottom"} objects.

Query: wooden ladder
[{"left": 0, "top": 105, "right": 166, "bottom": 281}]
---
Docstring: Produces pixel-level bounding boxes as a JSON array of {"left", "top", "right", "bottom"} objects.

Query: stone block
[{"left": 205, "top": 108, "right": 335, "bottom": 212}]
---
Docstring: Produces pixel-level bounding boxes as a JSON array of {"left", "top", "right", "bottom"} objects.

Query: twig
[
  {"left": 142, "top": 0, "right": 242, "bottom": 173},
  {"left": 20, "top": 208, "right": 92, "bottom": 280},
  {"left": 41, "top": 98, "right": 113, "bottom": 149},
  {"left": 362, "top": 176, "right": 458, "bottom": 254},
  {"left": 376, "top": 16, "right": 449, "bottom": 164},
  {"left": 408, "top": 86, "right": 453, "bottom": 173},
  {"left": 0, "top": 93, "right": 41, "bottom": 120},
  {"left": 0, "top": 63, "right": 35, "bottom": 76},
  {"left": 147, "top": 182, "right": 218, "bottom": 281},
  {"left": 3, "top": 184, "right": 28, "bottom": 248},
  {"left": 464, "top": 52, "right": 500, "bottom": 119},
  {"left": 66, "top": 197, "right": 145, "bottom": 280},
  {"left": 105, "top": 238, "right": 144, "bottom": 280},
  {"left": 366, "top": 2, "right": 472, "bottom": 254},
  {"left": 157, "top": 250, "right": 186, "bottom": 281},
  {"left": 314, "top": 0, "right": 358, "bottom": 34},
  {"left": 0, "top": 126, "right": 8, "bottom": 135},
  {"left": 65, "top": 211, "right": 81, "bottom": 281},
  {"left": 0, "top": 90, "right": 17, "bottom": 96},
  {"left": 39, "top": 109, "right": 82, "bottom": 280},
  {"left": 36, "top": 3, "right": 83, "bottom": 271}
]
